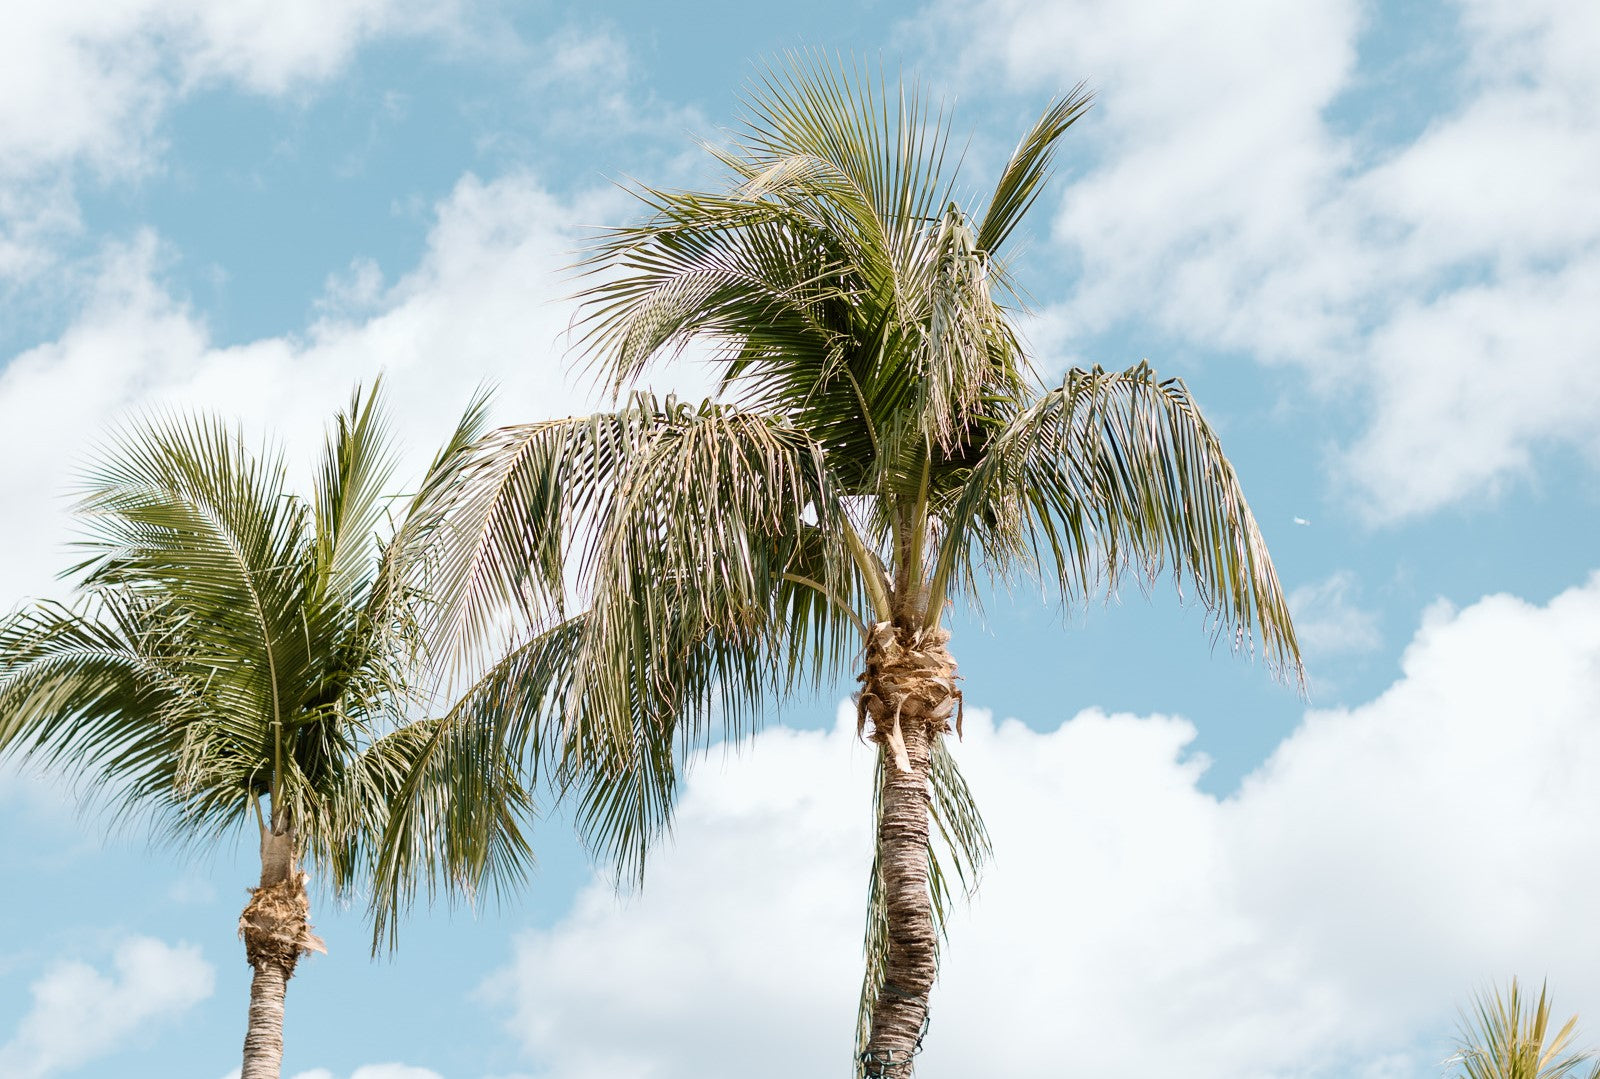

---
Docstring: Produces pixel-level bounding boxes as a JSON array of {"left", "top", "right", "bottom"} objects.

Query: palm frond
[
  {"left": 310, "top": 380, "right": 398, "bottom": 609},
  {"left": 975, "top": 86, "right": 1094, "bottom": 256},
  {"left": 71, "top": 411, "right": 311, "bottom": 754},
  {"left": 429, "top": 395, "right": 875, "bottom": 882},
  {"left": 0, "top": 599, "right": 187, "bottom": 798},
  {"left": 421, "top": 406, "right": 647, "bottom": 666},
  {"left": 932, "top": 362, "right": 1303, "bottom": 683},
  {"left": 1450, "top": 979, "right": 1600, "bottom": 1079},
  {"left": 352, "top": 711, "right": 536, "bottom": 953}
]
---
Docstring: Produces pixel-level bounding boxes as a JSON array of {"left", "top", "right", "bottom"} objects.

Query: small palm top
[{"left": 0, "top": 384, "right": 531, "bottom": 1079}]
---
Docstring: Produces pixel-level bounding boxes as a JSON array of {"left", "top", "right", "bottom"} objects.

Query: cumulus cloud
[
  {"left": 488, "top": 573, "right": 1600, "bottom": 1078},
  {"left": 0, "top": 936, "right": 214, "bottom": 1079},
  {"left": 485, "top": 725, "right": 878, "bottom": 1079},
  {"left": 0, "top": 171, "right": 702, "bottom": 609},
  {"left": 916, "top": 0, "right": 1600, "bottom": 519}
]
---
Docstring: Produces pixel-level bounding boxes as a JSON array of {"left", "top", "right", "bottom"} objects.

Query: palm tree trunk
[
  {"left": 241, "top": 961, "right": 289, "bottom": 1079},
  {"left": 858, "top": 621, "right": 959, "bottom": 1078},
  {"left": 238, "top": 823, "right": 325, "bottom": 1079}
]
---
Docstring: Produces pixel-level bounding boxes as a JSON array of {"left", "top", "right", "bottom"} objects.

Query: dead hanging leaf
[
  {"left": 886, "top": 705, "right": 912, "bottom": 773},
  {"left": 239, "top": 871, "right": 326, "bottom": 975}
]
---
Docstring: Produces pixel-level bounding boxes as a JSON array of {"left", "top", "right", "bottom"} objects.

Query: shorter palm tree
[
  {"left": 1450, "top": 979, "right": 1600, "bottom": 1079},
  {"left": 0, "top": 386, "right": 532, "bottom": 1079}
]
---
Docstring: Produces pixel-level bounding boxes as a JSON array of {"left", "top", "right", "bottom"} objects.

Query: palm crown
[
  {"left": 427, "top": 57, "right": 1303, "bottom": 1077},
  {"left": 1451, "top": 980, "right": 1600, "bottom": 1079},
  {"left": 0, "top": 385, "right": 531, "bottom": 1077}
]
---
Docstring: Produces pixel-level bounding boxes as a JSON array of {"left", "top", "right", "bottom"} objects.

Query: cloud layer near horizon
[{"left": 490, "top": 574, "right": 1600, "bottom": 1079}]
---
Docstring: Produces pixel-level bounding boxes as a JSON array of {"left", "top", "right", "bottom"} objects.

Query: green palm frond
[
  {"left": 311, "top": 382, "right": 398, "bottom": 609},
  {"left": 72, "top": 413, "right": 312, "bottom": 750},
  {"left": 1450, "top": 979, "right": 1600, "bottom": 1079},
  {"left": 932, "top": 362, "right": 1303, "bottom": 682},
  {"left": 356, "top": 711, "right": 536, "bottom": 952},
  {"left": 0, "top": 386, "right": 523, "bottom": 954},
  {"left": 975, "top": 87, "right": 1094, "bottom": 256},
  {"left": 0, "top": 598, "right": 194, "bottom": 818},
  {"left": 419, "top": 55, "right": 1301, "bottom": 1071}
]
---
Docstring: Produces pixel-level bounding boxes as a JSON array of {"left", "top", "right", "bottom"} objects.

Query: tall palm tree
[
  {"left": 0, "top": 386, "right": 532, "bottom": 1079},
  {"left": 1451, "top": 979, "right": 1600, "bottom": 1079},
  {"left": 428, "top": 58, "right": 1303, "bottom": 1077}
]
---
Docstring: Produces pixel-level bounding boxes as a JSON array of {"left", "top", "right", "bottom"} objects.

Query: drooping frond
[
  {"left": 354, "top": 710, "right": 537, "bottom": 953},
  {"left": 569, "top": 397, "right": 854, "bottom": 747},
  {"left": 425, "top": 394, "right": 876, "bottom": 880},
  {"left": 932, "top": 362, "right": 1303, "bottom": 683},
  {"left": 424, "top": 407, "right": 647, "bottom": 664},
  {"left": 427, "top": 392, "right": 868, "bottom": 665}
]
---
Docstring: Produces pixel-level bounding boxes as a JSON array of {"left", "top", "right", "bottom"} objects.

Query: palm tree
[
  {"left": 1450, "top": 979, "right": 1600, "bottom": 1079},
  {"left": 0, "top": 386, "right": 532, "bottom": 1079},
  {"left": 427, "top": 58, "right": 1302, "bottom": 1077}
]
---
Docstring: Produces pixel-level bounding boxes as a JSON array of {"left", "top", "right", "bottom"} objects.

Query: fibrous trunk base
[
  {"left": 238, "top": 827, "right": 325, "bottom": 1079},
  {"left": 857, "top": 621, "right": 959, "bottom": 1078}
]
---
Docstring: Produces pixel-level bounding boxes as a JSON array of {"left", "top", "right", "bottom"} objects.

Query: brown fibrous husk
[
  {"left": 239, "top": 871, "right": 327, "bottom": 976},
  {"left": 855, "top": 621, "right": 963, "bottom": 772}
]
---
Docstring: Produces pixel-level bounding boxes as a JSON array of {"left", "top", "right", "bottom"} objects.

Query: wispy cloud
[{"left": 1289, "top": 570, "right": 1383, "bottom": 656}]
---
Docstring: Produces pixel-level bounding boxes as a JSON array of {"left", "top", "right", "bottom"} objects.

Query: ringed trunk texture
[
  {"left": 857, "top": 621, "right": 960, "bottom": 1079},
  {"left": 238, "top": 825, "right": 325, "bottom": 1079}
]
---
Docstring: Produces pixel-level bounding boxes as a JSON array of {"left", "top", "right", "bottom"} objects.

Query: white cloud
[
  {"left": 0, "top": 936, "right": 214, "bottom": 1079},
  {"left": 1346, "top": 251, "right": 1600, "bottom": 518},
  {"left": 485, "top": 725, "right": 877, "bottom": 1079},
  {"left": 289, "top": 1067, "right": 443, "bottom": 1079},
  {"left": 0, "top": 171, "right": 702, "bottom": 610},
  {"left": 488, "top": 572, "right": 1600, "bottom": 1078},
  {"left": 0, "top": 0, "right": 461, "bottom": 275},
  {"left": 916, "top": 0, "right": 1600, "bottom": 520},
  {"left": 509, "top": 23, "right": 709, "bottom": 152},
  {"left": 1288, "top": 570, "right": 1382, "bottom": 656}
]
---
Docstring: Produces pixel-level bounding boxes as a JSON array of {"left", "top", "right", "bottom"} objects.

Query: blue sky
[{"left": 2, "top": 2, "right": 1598, "bottom": 1077}]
